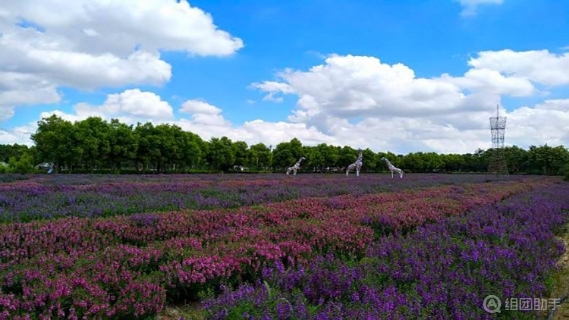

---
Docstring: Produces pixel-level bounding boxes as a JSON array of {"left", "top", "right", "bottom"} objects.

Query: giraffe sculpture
[
  {"left": 346, "top": 149, "right": 363, "bottom": 177},
  {"left": 381, "top": 157, "right": 404, "bottom": 178},
  {"left": 286, "top": 157, "right": 306, "bottom": 175}
]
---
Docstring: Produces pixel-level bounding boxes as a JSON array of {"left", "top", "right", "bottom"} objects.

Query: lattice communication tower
[{"left": 488, "top": 105, "right": 508, "bottom": 176}]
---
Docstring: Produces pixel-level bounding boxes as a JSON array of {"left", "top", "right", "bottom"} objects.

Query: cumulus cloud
[
  {"left": 0, "top": 72, "right": 61, "bottom": 120},
  {"left": 249, "top": 53, "right": 569, "bottom": 153},
  {"left": 0, "top": 124, "right": 37, "bottom": 146},
  {"left": 73, "top": 89, "right": 174, "bottom": 121},
  {"left": 179, "top": 100, "right": 230, "bottom": 128},
  {"left": 504, "top": 99, "right": 569, "bottom": 147},
  {"left": 252, "top": 54, "right": 510, "bottom": 133},
  {"left": 440, "top": 68, "right": 535, "bottom": 97},
  {"left": 467, "top": 49, "right": 569, "bottom": 86},
  {"left": 261, "top": 55, "right": 470, "bottom": 126},
  {"left": 249, "top": 81, "right": 296, "bottom": 102},
  {"left": 1, "top": 89, "right": 175, "bottom": 145},
  {"left": 0, "top": 0, "right": 243, "bottom": 120},
  {"left": 456, "top": 0, "right": 504, "bottom": 17},
  {"left": 3, "top": 50, "right": 569, "bottom": 155}
]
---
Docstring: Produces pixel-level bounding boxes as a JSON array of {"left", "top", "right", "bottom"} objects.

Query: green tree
[
  {"left": 154, "top": 124, "right": 187, "bottom": 172},
  {"left": 207, "top": 137, "right": 235, "bottom": 172},
  {"left": 338, "top": 146, "right": 357, "bottom": 168},
  {"left": 31, "top": 115, "right": 81, "bottom": 172},
  {"left": 232, "top": 141, "right": 249, "bottom": 168},
  {"left": 318, "top": 144, "right": 339, "bottom": 170},
  {"left": 134, "top": 122, "right": 161, "bottom": 172},
  {"left": 74, "top": 117, "right": 111, "bottom": 171},
  {"left": 563, "top": 162, "right": 569, "bottom": 181},
  {"left": 440, "top": 153, "right": 464, "bottom": 172},
  {"left": 504, "top": 145, "right": 528, "bottom": 174},
  {"left": 181, "top": 131, "right": 204, "bottom": 170},
  {"left": 526, "top": 144, "right": 568, "bottom": 175},
  {"left": 107, "top": 119, "right": 138, "bottom": 172},
  {"left": 248, "top": 143, "right": 272, "bottom": 170},
  {"left": 361, "top": 148, "right": 377, "bottom": 172},
  {"left": 8, "top": 151, "right": 34, "bottom": 174},
  {"left": 273, "top": 139, "right": 304, "bottom": 169}
]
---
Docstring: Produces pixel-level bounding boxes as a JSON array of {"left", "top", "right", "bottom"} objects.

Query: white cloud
[
  {"left": 264, "top": 54, "right": 471, "bottom": 126},
  {"left": 73, "top": 89, "right": 174, "bottom": 121},
  {"left": 440, "top": 68, "right": 535, "bottom": 97},
  {"left": 252, "top": 54, "right": 507, "bottom": 133},
  {"left": 179, "top": 100, "right": 230, "bottom": 127},
  {"left": 1, "top": 0, "right": 243, "bottom": 57},
  {"left": 0, "top": 89, "right": 176, "bottom": 145},
  {"left": 250, "top": 81, "right": 296, "bottom": 102},
  {"left": 467, "top": 49, "right": 569, "bottom": 86},
  {"left": 0, "top": 124, "right": 37, "bottom": 146},
  {"left": 3, "top": 50, "right": 569, "bottom": 155},
  {"left": 249, "top": 53, "right": 569, "bottom": 153},
  {"left": 456, "top": 0, "right": 504, "bottom": 17},
  {"left": 503, "top": 99, "right": 569, "bottom": 147},
  {"left": 180, "top": 100, "right": 222, "bottom": 115},
  {"left": 0, "top": 72, "right": 61, "bottom": 120},
  {"left": 0, "top": 0, "right": 243, "bottom": 120}
]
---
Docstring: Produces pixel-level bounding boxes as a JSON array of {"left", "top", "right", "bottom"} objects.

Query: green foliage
[
  {"left": 8, "top": 152, "right": 34, "bottom": 174},
  {"left": 1, "top": 114, "right": 568, "bottom": 175},
  {"left": 562, "top": 163, "right": 569, "bottom": 181}
]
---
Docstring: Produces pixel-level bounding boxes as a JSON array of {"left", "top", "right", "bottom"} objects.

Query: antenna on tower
[{"left": 488, "top": 104, "right": 508, "bottom": 178}]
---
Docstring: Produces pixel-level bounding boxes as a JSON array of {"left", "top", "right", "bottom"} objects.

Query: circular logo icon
[{"left": 483, "top": 295, "right": 502, "bottom": 314}]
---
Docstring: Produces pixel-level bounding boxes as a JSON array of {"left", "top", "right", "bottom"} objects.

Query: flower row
[
  {"left": 0, "top": 173, "right": 532, "bottom": 222},
  {"left": 0, "top": 177, "right": 556, "bottom": 318},
  {"left": 203, "top": 181, "right": 569, "bottom": 319}
]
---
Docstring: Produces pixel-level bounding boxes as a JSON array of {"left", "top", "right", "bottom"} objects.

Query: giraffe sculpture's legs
[
  {"left": 346, "top": 163, "right": 360, "bottom": 176},
  {"left": 390, "top": 167, "right": 403, "bottom": 178},
  {"left": 346, "top": 163, "right": 354, "bottom": 176},
  {"left": 287, "top": 167, "right": 299, "bottom": 175}
]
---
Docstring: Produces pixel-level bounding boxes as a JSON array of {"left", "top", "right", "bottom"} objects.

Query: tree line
[{"left": 1, "top": 115, "right": 568, "bottom": 177}]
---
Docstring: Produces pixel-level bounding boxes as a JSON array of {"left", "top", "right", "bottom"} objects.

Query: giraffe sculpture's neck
[{"left": 287, "top": 157, "right": 305, "bottom": 175}]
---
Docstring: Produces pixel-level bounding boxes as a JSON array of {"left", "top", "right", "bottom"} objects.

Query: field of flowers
[
  {"left": 0, "top": 173, "right": 531, "bottom": 223},
  {"left": 0, "top": 173, "right": 568, "bottom": 319}
]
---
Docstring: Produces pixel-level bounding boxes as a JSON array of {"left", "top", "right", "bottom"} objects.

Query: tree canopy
[{"left": 1, "top": 115, "right": 568, "bottom": 175}]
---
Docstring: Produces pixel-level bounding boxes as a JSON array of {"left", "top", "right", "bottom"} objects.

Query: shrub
[{"left": 562, "top": 163, "right": 569, "bottom": 181}]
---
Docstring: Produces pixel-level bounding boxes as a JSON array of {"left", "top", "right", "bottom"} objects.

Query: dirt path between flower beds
[
  {"left": 549, "top": 223, "right": 569, "bottom": 320},
  {"left": 159, "top": 302, "right": 204, "bottom": 320}
]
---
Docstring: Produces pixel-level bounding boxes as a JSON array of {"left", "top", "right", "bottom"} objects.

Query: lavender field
[{"left": 0, "top": 173, "right": 568, "bottom": 319}]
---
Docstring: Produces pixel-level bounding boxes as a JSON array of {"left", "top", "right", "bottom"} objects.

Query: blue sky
[{"left": 1, "top": 0, "right": 568, "bottom": 153}]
